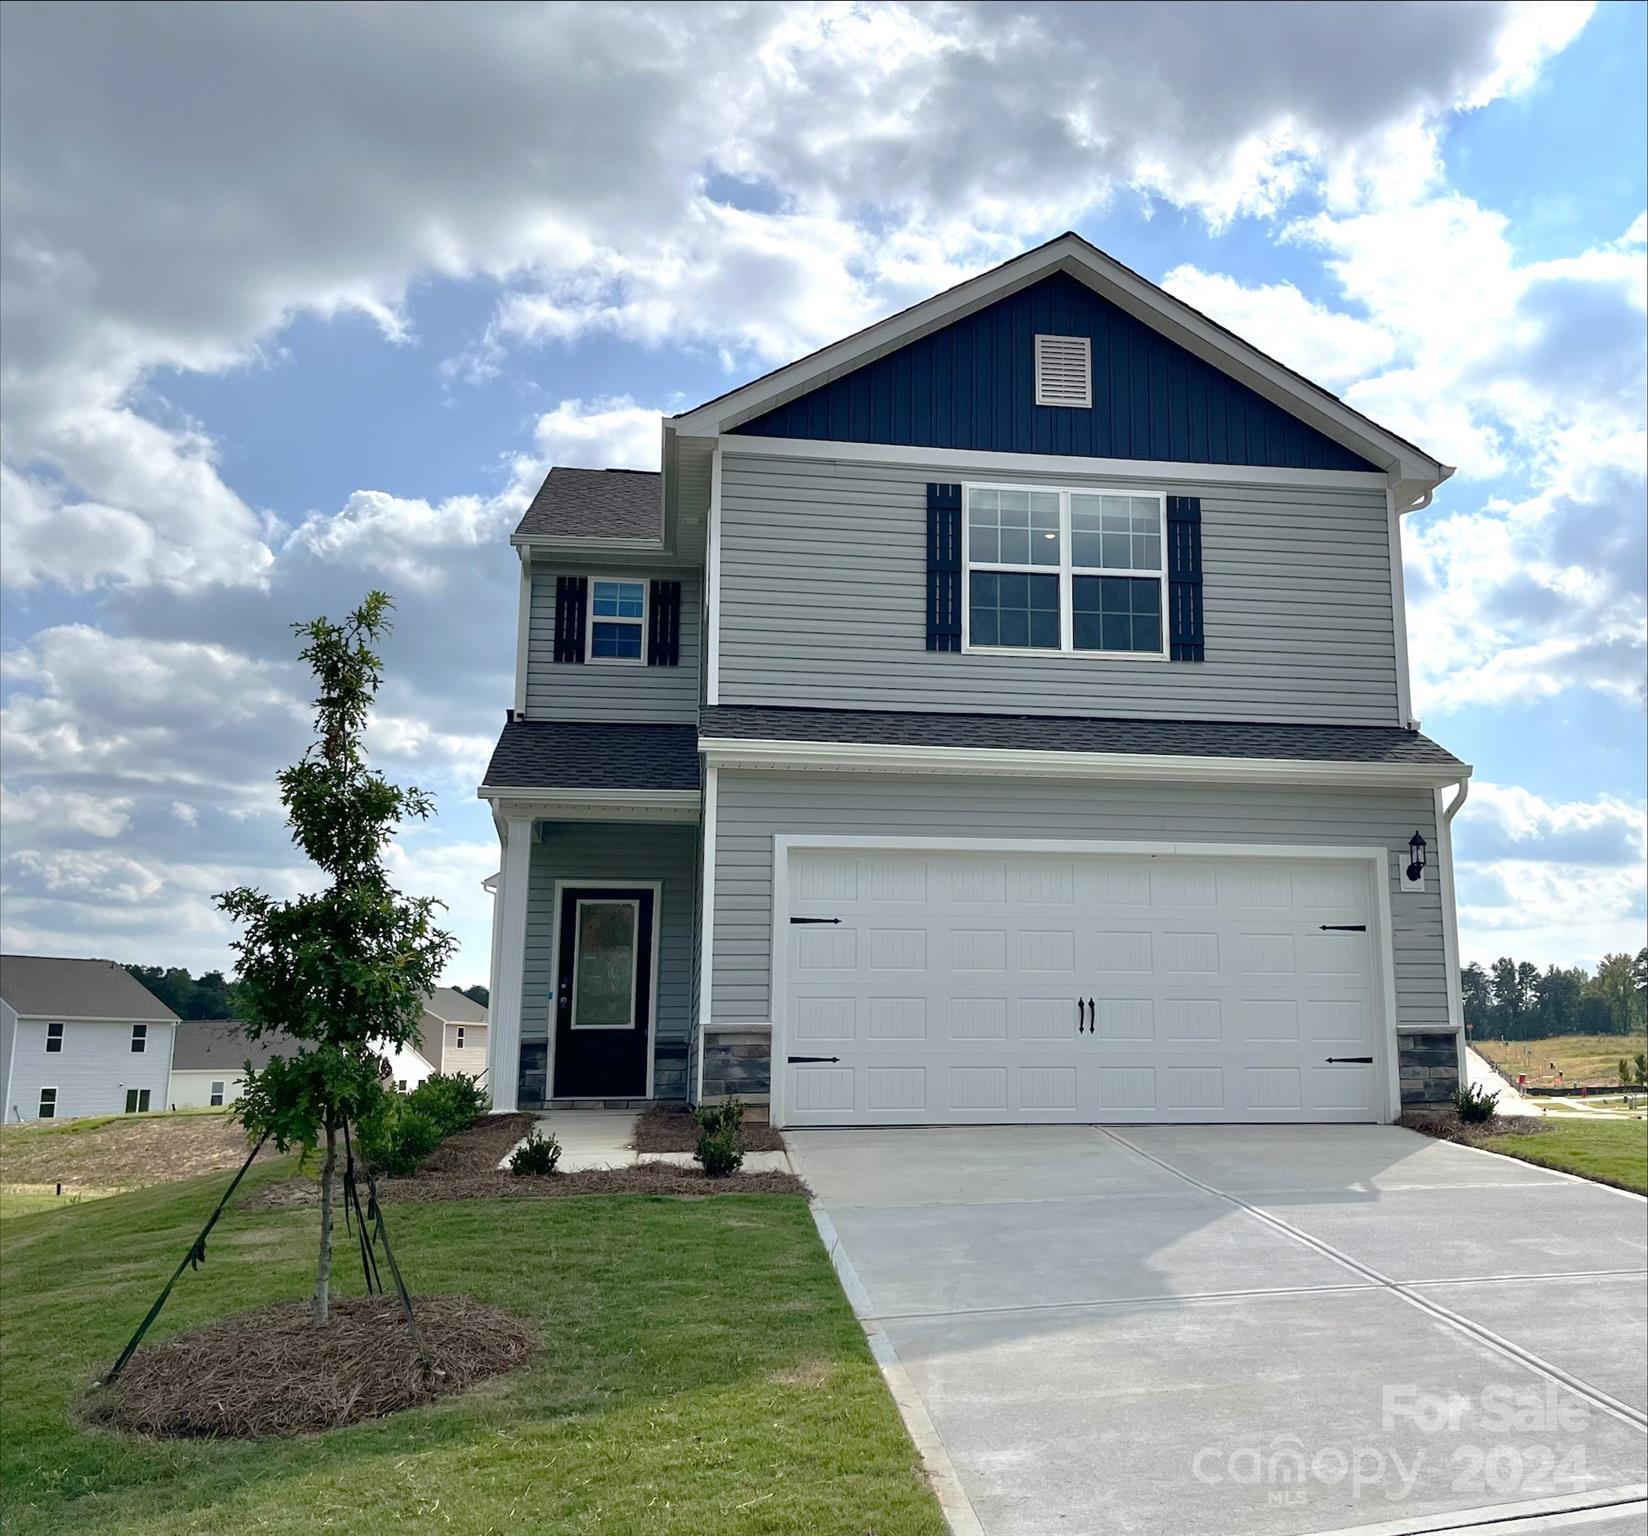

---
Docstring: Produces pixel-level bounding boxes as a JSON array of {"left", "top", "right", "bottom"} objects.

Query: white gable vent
[{"left": 1034, "top": 334, "right": 1092, "bottom": 408}]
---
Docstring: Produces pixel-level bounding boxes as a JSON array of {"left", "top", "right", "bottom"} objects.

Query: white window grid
[{"left": 585, "top": 576, "right": 649, "bottom": 665}]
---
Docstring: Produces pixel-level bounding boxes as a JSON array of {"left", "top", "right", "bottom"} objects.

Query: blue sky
[{"left": 1, "top": 1, "right": 1643, "bottom": 986}]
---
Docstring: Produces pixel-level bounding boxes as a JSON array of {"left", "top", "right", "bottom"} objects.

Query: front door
[{"left": 553, "top": 886, "right": 654, "bottom": 1098}]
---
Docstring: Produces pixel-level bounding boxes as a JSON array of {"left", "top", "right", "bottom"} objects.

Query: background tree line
[
  {"left": 123, "top": 965, "right": 487, "bottom": 1021},
  {"left": 1462, "top": 949, "right": 1648, "bottom": 1040}
]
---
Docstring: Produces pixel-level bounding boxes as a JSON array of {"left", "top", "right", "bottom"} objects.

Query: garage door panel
[{"left": 781, "top": 849, "right": 1385, "bottom": 1127}]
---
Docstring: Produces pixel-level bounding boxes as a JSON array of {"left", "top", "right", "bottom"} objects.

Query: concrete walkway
[
  {"left": 496, "top": 1109, "right": 792, "bottom": 1173},
  {"left": 1466, "top": 1045, "right": 1546, "bottom": 1114},
  {"left": 792, "top": 1124, "right": 1648, "bottom": 1536}
]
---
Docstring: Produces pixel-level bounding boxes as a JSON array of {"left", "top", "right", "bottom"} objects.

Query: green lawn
[
  {"left": 1, "top": 1169, "right": 944, "bottom": 1535},
  {"left": 1480, "top": 1119, "right": 1648, "bottom": 1194}
]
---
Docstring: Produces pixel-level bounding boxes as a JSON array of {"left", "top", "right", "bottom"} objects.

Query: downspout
[{"left": 1439, "top": 778, "right": 1471, "bottom": 1093}]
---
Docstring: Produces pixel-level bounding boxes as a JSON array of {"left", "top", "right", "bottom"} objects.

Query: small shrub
[
  {"left": 408, "top": 1072, "right": 487, "bottom": 1137},
  {"left": 509, "top": 1130, "right": 561, "bottom": 1176},
  {"left": 1452, "top": 1081, "right": 1498, "bottom": 1124},
  {"left": 355, "top": 1097, "right": 444, "bottom": 1176},
  {"left": 694, "top": 1099, "right": 746, "bottom": 1177}
]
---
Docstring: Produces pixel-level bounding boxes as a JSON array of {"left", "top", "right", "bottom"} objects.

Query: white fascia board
[
  {"left": 12, "top": 1013, "right": 181, "bottom": 1025},
  {"left": 511, "top": 535, "right": 666, "bottom": 553},
  {"left": 700, "top": 736, "right": 1472, "bottom": 789},
  {"left": 722, "top": 435, "right": 1389, "bottom": 493},
  {"left": 672, "top": 232, "right": 1446, "bottom": 493},
  {"left": 475, "top": 787, "right": 702, "bottom": 822}
]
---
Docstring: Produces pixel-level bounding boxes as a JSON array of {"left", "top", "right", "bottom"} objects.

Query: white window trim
[
  {"left": 584, "top": 574, "right": 649, "bottom": 666},
  {"left": 961, "top": 482, "right": 1169, "bottom": 661},
  {"left": 569, "top": 898, "right": 642, "bottom": 1031},
  {"left": 125, "top": 1087, "right": 151, "bottom": 1114},
  {"left": 130, "top": 1023, "right": 148, "bottom": 1054},
  {"left": 45, "top": 1021, "right": 63, "bottom": 1054},
  {"left": 38, "top": 1087, "right": 57, "bottom": 1119},
  {"left": 210, "top": 1081, "right": 226, "bottom": 1107},
  {"left": 456, "top": 1027, "right": 465, "bottom": 1050}
]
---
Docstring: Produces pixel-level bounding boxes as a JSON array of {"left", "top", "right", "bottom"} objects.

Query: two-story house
[{"left": 479, "top": 233, "right": 1471, "bottom": 1129}]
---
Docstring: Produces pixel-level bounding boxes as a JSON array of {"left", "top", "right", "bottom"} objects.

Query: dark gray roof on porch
[
  {"left": 514, "top": 467, "right": 662, "bottom": 541},
  {"left": 698, "top": 705, "right": 1466, "bottom": 769},
  {"left": 482, "top": 720, "right": 701, "bottom": 791}
]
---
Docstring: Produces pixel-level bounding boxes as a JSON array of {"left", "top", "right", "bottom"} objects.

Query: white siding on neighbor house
[
  {"left": 383, "top": 1039, "right": 435, "bottom": 1093},
  {"left": 716, "top": 449, "right": 1401, "bottom": 726},
  {"left": 0, "top": 999, "right": 16, "bottom": 1118},
  {"left": 524, "top": 564, "right": 702, "bottom": 722},
  {"left": 430, "top": 1023, "right": 489, "bottom": 1081},
  {"left": 709, "top": 771, "right": 1447, "bottom": 1031},
  {"left": 5, "top": 1017, "right": 176, "bottom": 1122},
  {"left": 169, "top": 1068, "right": 245, "bottom": 1110}
]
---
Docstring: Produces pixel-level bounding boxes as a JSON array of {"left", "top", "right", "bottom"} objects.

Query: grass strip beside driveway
[
  {"left": 1478, "top": 1118, "right": 1648, "bottom": 1195},
  {"left": 1, "top": 1168, "right": 945, "bottom": 1535}
]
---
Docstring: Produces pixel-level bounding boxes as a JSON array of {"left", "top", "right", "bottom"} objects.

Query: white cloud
[
  {"left": 1, "top": 785, "right": 134, "bottom": 838},
  {"left": 0, "top": 2, "right": 1593, "bottom": 596}
]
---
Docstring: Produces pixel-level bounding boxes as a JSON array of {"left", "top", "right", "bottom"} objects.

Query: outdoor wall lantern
[{"left": 1406, "top": 831, "right": 1427, "bottom": 883}]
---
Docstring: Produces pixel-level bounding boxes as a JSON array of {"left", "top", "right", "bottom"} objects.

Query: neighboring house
[
  {"left": 417, "top": 987, "right": 489, "bottom": 1079},
  {"left": 0, "top": 955, "right": 178, "bottom": 1122},
  {"left": 167, "top": 1020, "right": 286, "bottom": 1110},
  {"left": 478, "top": 232, "right": 1471, "bottom": 1128}
]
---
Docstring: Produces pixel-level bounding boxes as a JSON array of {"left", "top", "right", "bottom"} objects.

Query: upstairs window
[
  {"left": 45, "top": 1021, "right": 63, "bottom": 1053},
  {"left": 587, "top": 578, "right": 647, "bottom": 663},
  {"left": 964, "top": 484, "right": 1166, "bottom": 657},
  {"left": 1034, "top": 334, "right": 1092, "bottom": 408},
  {"left": 130, "top": 1023, "right": 148, "bottom": 1054},
  {"left": 456, "top": 1027, "right": 465, "bottom": 1050}
]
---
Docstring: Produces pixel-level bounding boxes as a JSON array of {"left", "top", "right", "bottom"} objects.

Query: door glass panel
[{"left": 573, "top": 901, "right": 638, "bottom": 1028}]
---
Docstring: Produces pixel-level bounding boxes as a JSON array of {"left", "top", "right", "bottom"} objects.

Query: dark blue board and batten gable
[{"left": 733, "top": 271, "right": 1377, "bottom": 472}]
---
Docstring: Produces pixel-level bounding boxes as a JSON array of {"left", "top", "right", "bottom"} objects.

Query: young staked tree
[{"left": 219, "top": 593, "right": 455, "bottom": 1327}]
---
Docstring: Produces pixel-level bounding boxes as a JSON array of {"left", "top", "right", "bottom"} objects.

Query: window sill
[{"left": 960, "top": 644, "right": 1170, "bottom": 662}]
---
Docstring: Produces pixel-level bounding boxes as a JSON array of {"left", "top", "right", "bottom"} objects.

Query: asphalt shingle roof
[
  {"left": 0, "top": 955, "right": 178, "bottom": 1021},
  {"left": 482, "top": 720, "right": 702, "bottom": 791},
  {"left": 514, "top": 467, "right": 662, "bottom": 541},
  {"left": 697, "top": 706, "right": 1466, "bottom": 768},
  {"left": 425, "top": 987, "right": 487, "bottom": 1024},
  {"left": 170, "top": 1021, "right": 288, "bottom": 1072}
]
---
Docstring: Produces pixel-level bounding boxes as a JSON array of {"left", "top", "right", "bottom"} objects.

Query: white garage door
[{"left": 778, "top": 847, "right": 1386, "bottom": 1127}]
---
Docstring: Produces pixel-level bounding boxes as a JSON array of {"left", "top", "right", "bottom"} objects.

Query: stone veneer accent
[
  {"left": 702, "top": 1028, "right": 771, "bottom": 1101},
  {"left": 516, "top": 1037, "right": 690, "bottom": 1109},
  {"left": 1398, "top": 1031, "right": 1461, "bottom": 1106}
]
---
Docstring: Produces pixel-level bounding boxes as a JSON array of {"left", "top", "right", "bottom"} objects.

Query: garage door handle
[
  {"left": 1324, "top": 1056, "right": 1373, "bottom": 1064},
  {"left": 787, "top": 1055, "right": 841, "bottom": 1064},
  {"left": 1076, "top": 998, "right": 1084, "bottom": 1034},
  {"left": 1319, "top": 924, "right": 1366, "bottom": 932}
]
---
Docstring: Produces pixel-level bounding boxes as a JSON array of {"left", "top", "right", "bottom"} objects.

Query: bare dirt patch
[
  {"left": 0, "top": 1114, "right": 255, "bottom": 1195},
  {"left": 85, "top": 1294, "right": 537, "bottom": 1439},
  {"left": 770, "top": 1357, "right": 836, "bottom": 1389},
  {"left": 633, "top": 1105, "right": 786, "bottom": 1154},
  {"left": 243, "top": 1113, "right": 807, "bottom": 1208}
]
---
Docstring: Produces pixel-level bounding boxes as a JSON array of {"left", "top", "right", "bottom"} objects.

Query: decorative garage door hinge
[
  {"left": 789, "top": 916, "right": 843, "bottom": 924},
  {"left": 787, "top": 1055, "right": 841, "bottom": 1064},
  {"left": 1323, "top": 1056, "right": 1374, "bottom": 1064},
  {"left": 1319, "top": 924, "right": 1367, "bottom": 931}
]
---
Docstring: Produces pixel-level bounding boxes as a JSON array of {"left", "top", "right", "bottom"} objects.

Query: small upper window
[
  {"left": 38, "top": 1087, "right": 57, "bottom": 1120},
  {"left": 456, "top": 1027, "right": 465, "bottom": 1050},
  {"left": 588, "top": 579, "right": 646, "bottom": 662},
  {"left": 210, "top": 1081, "right": 226, "bottom": 1108},
  {"left": 1034, "top": 334, "right": 1092, "bottom": 408},
  {"left": 130, "top": 1023, "right": 147, "bottom": 1054},
  {"left": 45, "top": 1021, "right": 63, "bottom": 1054}
]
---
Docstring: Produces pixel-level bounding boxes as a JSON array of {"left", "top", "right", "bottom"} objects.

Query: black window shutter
[
  {"left": 1167, "top": 496, "right": 1204, "bottom": 662},
  {"left": 926, "top": 483, "right": 962, "bottom": 652},
  {"left": 553, "top": 575, "right": 587, "bottom": 663},
  {"left": 648, "top": 579, "right": 682, "bottom": 666}
]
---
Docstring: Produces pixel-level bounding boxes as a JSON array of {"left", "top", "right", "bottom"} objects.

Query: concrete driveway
[{"left": 788, "top": 1125, "right": 1648, "bottom": 1536}]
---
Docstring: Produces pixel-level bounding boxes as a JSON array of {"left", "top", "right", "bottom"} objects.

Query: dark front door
[{"left": 553, "top": 886, "right": 654, "bottom": 1098}]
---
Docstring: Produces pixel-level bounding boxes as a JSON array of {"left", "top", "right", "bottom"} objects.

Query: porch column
[{"left": 486, "top": 814, "right": 534, "bottom": 1113}]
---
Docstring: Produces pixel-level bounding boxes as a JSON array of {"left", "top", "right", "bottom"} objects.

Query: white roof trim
[
  {"left": 699, "top": 736, "right": 1470, "bottom": 789},
  {"left": 477, "top": 786, "right": 701, "bottom": 822},
  {"left": 670, "top": 233, "right": 1450, "bottom": 504}
]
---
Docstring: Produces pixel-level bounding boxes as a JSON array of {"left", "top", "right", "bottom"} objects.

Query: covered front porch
[{"left": 479, "top": 719, "right": 702, "bottom": 1113}]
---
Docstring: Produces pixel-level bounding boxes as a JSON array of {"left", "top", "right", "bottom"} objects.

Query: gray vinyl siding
[
  {"left": 519, "top": 820, "right": 698, "bottom": 1099},
  {"left": 4, "top": 1016, "right": 176, "bottom": 1122},
  {"left": 717, "top": 449, "right": 1400, "bottom": 725},
  {"left": 524, "top": 566, "right": 702, "bottom": 723},
  {"left": 710, "top": 770, "right": 1446, "bottom": 1030}
]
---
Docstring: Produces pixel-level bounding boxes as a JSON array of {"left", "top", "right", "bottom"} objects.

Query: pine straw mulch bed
[
  {"left": 244, "top": 1112, "right": 807, "bottom": 1210},
  {"left": 633, "top": 1104, "right": 786, "bottom": 1153},
  {"left": 1400, "top": 1108, "right": 1551, "bottom": 1148},
  {"left": 84, "top": 1294, "right": 538, "bottom": 1439}
]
